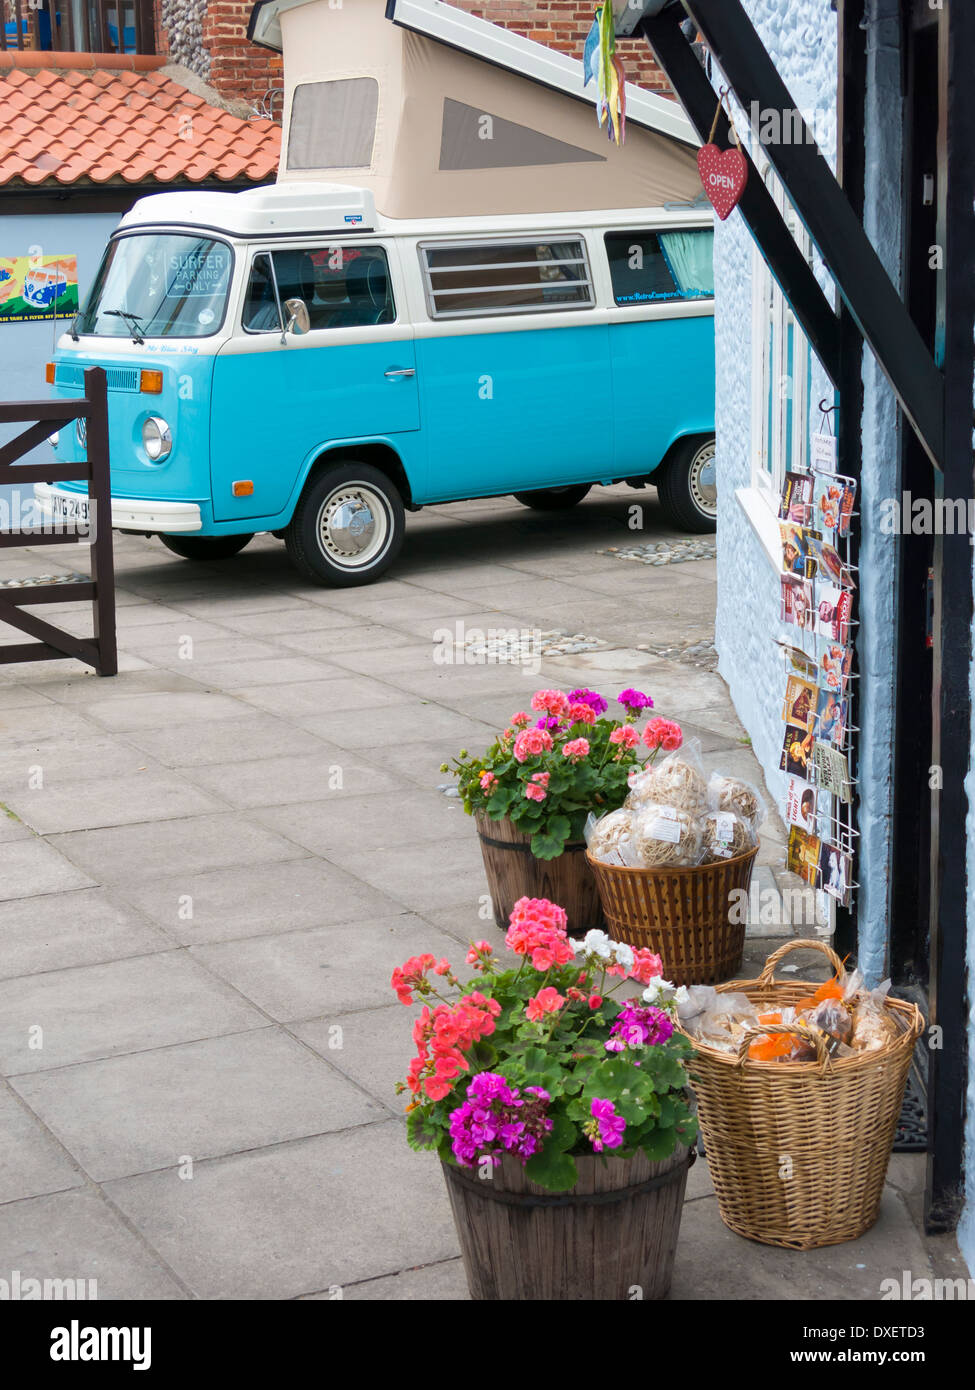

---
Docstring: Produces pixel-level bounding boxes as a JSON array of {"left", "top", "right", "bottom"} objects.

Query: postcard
[
  {"left": 816, "top": 584, "right": 852, "bottom": 643},
  {"left": 783, "top": 674, "right": 818, "bottom": 732},
  {"left": 785, "top": 777, "right": 818, "bottom": 832},
  {"left": 812, "top": 742, "right": 854, "bottom": 803},
  {"left": 781, "top": 575, "right": 815, "bottom": 632},
  {"left": 781, "top": 724, "right": 816, "bottom": 779},
  {"left": 816, "top": 689, "right": 846, "bottom": 747},
  {"left": 787, "top": 826, "right": 822, "bottom": 888},
  {"left": 819, "top": 841, "right": 852, "bottom": 907}
]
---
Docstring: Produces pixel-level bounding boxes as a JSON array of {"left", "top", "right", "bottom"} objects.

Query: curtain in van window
[{"left": 658, "top": 230, "right": 714, "bottom": 297}]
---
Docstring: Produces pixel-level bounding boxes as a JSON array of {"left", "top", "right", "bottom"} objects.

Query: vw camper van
[{"left": 38, "top": 182, "right": 716, "bottom": 586}]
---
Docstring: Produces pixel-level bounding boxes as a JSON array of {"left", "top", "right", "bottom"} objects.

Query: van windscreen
[{"left": 76, "top": 234, "right": 233, "bottom": 339}]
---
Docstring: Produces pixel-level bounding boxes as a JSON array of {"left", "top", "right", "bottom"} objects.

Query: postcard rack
[{"left": 776, "top": 404, "right": 859, "bottom": 929}]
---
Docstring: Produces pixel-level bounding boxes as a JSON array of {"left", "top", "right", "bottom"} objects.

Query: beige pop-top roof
[{"left": 254, "top": 0, "right": 705, "bottom": 219}]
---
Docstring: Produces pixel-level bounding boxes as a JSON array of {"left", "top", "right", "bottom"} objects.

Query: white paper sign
[{"left": 811, "top": 432, "right": 838, "bottom": 471}]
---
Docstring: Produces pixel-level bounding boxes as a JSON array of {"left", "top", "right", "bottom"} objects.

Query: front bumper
[{"left": 34, "top": 483, "right": 203, "bottom": 534}]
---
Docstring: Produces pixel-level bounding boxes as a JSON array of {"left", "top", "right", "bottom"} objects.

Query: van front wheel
[
  {"left": 513, "top": 484, "right": 591, "bottom": 511},
  {"left": 655, "top": 436, "right": 717, "bottom": 533},
  {"left": 285, "top": 462, "right": 404, "bottom": 587},
  {"left": 159, "top": 534, "right": 253, "bottom": 560}
]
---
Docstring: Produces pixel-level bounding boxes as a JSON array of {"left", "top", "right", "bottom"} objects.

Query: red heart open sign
[{"left": 697, "top": 144, "right": 748, "bottom": 221}]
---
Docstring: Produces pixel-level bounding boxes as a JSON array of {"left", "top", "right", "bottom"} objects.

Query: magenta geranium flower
[{"left": 588, "top": 1098, "right": 626, "bottom": 1152}]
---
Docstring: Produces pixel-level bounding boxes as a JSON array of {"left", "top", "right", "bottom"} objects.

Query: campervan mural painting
[{"left": 36, "top": 184, "right": 716, "bottom": 586}]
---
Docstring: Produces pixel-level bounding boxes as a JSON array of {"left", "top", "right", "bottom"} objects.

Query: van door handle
[{"left": 384, "top": 367, "right": 416, "bottom": 378}]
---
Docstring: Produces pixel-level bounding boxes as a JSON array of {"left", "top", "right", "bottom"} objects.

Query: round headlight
[{"left": 142, "top": 416, "right": 172, "bottom": 462}]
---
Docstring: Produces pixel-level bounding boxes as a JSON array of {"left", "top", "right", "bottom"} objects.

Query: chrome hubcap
[
  {"left": 689, "top": 441, "right": 717, "bottom": 517},
  {"left": 317, "top": 485, "right": 388, "bottom": 568}
]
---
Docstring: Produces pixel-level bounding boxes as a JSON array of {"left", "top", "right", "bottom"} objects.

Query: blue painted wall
[{"left": 0, "top": 211, "right": 119, "bottom": 514}]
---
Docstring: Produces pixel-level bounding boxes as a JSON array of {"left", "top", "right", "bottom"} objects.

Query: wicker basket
[
  {"left": 585, "top": 845, "right": 758, "bottom": 984},
  {"left": 680, "top": 939, "right": 924, "bottom": 1250}
]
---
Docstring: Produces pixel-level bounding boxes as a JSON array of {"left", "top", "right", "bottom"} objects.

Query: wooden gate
[{"left": 0, "top": 365, "right": 117, "bottom": 677}]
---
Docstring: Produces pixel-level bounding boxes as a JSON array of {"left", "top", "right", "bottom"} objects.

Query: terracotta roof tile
[{"left": 0, "top": 59, "right": 281, "bottom": 189}]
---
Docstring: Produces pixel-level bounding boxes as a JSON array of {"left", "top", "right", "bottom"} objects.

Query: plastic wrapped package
[
  {"left": 585, "top": 808, "right": 635, "bottom": 867},
  {"left": 627, "top": 739, "right": 709, "bottom": 815},
  {"left": 698, "top": 809, "right": 756, "bottom": 863},
  {"left": 631, "top": 802, "right": 703, "bottom": 868},
  {"left": 707, "top": 773, "right": 768, "bottom": 835}
]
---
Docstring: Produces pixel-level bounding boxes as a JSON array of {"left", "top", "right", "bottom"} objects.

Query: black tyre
[
  {"left": 285, "top": 461, "right": 405, "bottom": 587},
  {"left": 159, "top": 534, "right": 253, "bottom": 560},
  {"left": 513, "top": 484, "right": 592, "bottom": 511},
  {"left": 654, "top": 436, "right": 717, "bottom": 533}
]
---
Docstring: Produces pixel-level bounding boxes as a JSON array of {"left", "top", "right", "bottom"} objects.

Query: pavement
[{"left": 0, "top": 484, "right": 967, "bottom": 1300}]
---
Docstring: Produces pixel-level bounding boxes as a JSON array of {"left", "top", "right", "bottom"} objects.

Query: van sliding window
[
  {"left": 605, "top": 229, "right": 714, "bottom": 306},
  {"left": 420, "top": 238, "right": 594, "bottom": 319}
]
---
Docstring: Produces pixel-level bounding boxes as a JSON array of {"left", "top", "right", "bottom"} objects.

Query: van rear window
[
  {"left": 420, "top": 239, "right": 593, "bottom": 319},
  {"left": 605, "top": 229, "right": 714, "bottom": 305}
]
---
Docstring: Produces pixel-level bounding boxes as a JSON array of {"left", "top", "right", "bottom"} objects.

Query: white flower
[
  {"left": 612, "top": 942, "right": 635, "bottom": 973},
  {"left": 582, "top": 929, "right": 614, "bottom": 961},
  {"left": 673, "top": 986, "right": 690, "bottom": 1007},
  {"left": 642, "top": 977, "right": 677, "bottom": 1004}
]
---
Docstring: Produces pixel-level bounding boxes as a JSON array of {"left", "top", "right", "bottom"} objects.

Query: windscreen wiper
[{"left": 103, "top": 309, "right": 145, "bottom": 344}]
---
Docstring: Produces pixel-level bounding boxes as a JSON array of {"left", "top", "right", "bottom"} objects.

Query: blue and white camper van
[{"left": 38, "top": 182, "right": 716, "bottom": 586}]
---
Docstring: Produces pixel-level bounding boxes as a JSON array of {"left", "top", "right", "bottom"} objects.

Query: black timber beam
[
  {"left": 641, "top": 14, "right": 842, "bottom": 391},
  {"left": 924, "top": 0, "right": 975, "bottom": 1236},
  {"left": 680, "top": 0, "right": 945, "bottom": 473}
]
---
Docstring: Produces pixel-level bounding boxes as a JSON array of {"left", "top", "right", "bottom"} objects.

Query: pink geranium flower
[
  {"left": 525, "top": 781, "right": 547, "bottom": 801},
  {"left": 479, "top": 771, "right": 497, "bottom": 793},
  {"left": 530, "top": 689, "right": 569, "bottom": 717},
  {"left": 644, "top": 717, "right": 683, "bottom": 752},
  {"left": 526, "top": 986, "right": 566, "bottom": 1022},
  {"left": 513, "top": 728, "right": 554, "bottom": 763},
  {"left": 562, "top": 738, "right": 590, "bottom": 761},
  {"left": 609, "top": 725, "right": 640, "bottom": 749}
]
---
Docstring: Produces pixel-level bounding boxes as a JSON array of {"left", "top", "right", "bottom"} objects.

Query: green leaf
[
  {"left": 406, "top": 1108, "right": 442, "bottom": 1152},
  {"left": 546, "top": 1112, "right": 577, "bottom": 1153},
  {"left": 640, "top": 1128, "right": 681, "bottom": 1162},
  {"left": 524, "top": 1147, "right": 579, "bottom": 1192}
]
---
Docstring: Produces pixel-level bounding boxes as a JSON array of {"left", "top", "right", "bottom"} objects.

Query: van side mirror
[{"left": 282, "top": 297, "right": 310, "bottom": 342}]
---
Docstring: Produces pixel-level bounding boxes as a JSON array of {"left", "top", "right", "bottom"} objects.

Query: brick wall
[
  {"left": 201, "top": 0, "right": 282, "bottom": 108},
  {"left": 166, "top": 0, "right": 674, "bottom": 113}
]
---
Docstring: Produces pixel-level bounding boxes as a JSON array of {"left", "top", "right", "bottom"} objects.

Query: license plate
[{"left": 51, "top": 494, "right": 91, "bottom": 526}]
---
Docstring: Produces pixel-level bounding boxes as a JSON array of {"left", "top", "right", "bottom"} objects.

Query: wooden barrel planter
[
  {"left": 586, "top": 845, "right": 759, "bottom": 985},
  {"left": 441, "top": 1144, "right": 694, "bottom": 1300},
  {"left": 475, "top": 811, "right": 604, "bottom": 934}
]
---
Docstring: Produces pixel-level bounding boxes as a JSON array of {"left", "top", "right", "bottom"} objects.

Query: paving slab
[
  {"left": 3, "top": 771, "right": 223, "bottom": 835},
  {"left": 180, "top": 750, "right": 405, "bottom": 810},
  {"left": 669, "top": 1188, "right": 942, "bottom": 1301},
  {"left": 115, "top": 858, "right": 403, "bottom": 946},
  {"left": 119, "top": 714, "right": 329, "bottom": 768},
  {"left": 322, "top": 836, "right": 488, "bottom": 916},
  {"left": 0, "top": 838, "right": 95, "bottom": 902},
  {"left": 234, "top": 675, "right": 413, "bottom": 721},
  {"left": 0, "top": 1084, "right": 86, "bottom": 1203},
  {"left": 253, "top": 787, "right": 470, "bottom": 857},
  {"left": 330, "top": 1258, "right": 470, "bottom": 1301},
  {"left": 82, "top": 690, "right": 254, "bottom": 731},
  {"left": 49, "top": 812, "right": 307, "bottom": 884},
  {"left": 189, "top": 913, "right": 459, "bottom": 1021},
  {"left": 13, "top": 1028, "right": 385, "bottom": 1181},
  {"left": 0, "top": 951, "right": 268, "bottom": 1076},
  {"left": 0, "top": 1187, "right": 186, "bottom": 1299},
  {"left": 293, "top": 1002, "right": 419, "bottom": 1106},
  {"left": 104, "top": 1123, "right": 459, "bottom": 1298},
  {"left": 0, "top": 887, "right": 171, "bottom": 980},
  {"left": 299, "top": 700, "right": 497, "bottom": 751}
]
